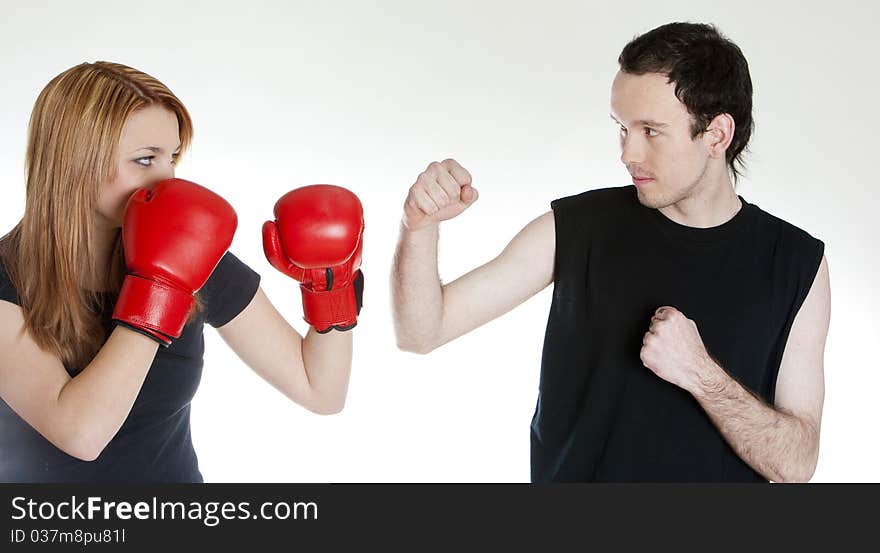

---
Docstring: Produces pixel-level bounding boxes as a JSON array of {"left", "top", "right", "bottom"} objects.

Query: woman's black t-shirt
[
  {"left": 532, "top": 186, "right": 824, "bottom": 482},
  {"left": 0, "top": 252, "right": 261, "bottom": 482}
]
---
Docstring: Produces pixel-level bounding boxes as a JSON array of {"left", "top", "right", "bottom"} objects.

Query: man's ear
[{"left": 705, "top": 113, "right": 735, "bottom": 159}]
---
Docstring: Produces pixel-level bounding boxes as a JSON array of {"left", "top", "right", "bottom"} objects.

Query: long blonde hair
[{"left": 0, "top": 61, "right": 195, "bottom": 373}]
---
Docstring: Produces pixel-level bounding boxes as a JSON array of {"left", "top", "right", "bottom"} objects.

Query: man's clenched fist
[
  {"left": 402, "top": 159, "right": 478, "bottom": 231},
  {"left": 640, "top": 306, "right": 719, "bottom": 394}
]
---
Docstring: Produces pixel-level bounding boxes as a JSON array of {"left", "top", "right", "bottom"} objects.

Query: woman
[{"left": 0, "top": 62, "right": 364, "bottom": 482}]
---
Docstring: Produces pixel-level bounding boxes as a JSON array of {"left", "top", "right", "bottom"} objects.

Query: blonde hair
[{"left": 0, "top": 61, "right": 197, "bottom": 373}]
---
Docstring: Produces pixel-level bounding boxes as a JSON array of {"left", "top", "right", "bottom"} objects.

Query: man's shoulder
[
  {"left": 550, "top": 186, "right": 636, "bottom": 224},
  {"left": 552, "top": 185, "right": 634, "bottom": 209},
  {"left": 746, "top": 200, "right": 823, "bottom": 250},
  {"left": 745, "top": 200, "right": 825, "bottom": 281}
]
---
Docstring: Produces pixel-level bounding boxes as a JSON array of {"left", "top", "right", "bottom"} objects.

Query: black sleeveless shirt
[
  {"left": 532, "top": 186, "right": 824, "bottom": 482},
  {"left": 0, "top": 252, "right": 260, "bottom": 482}
]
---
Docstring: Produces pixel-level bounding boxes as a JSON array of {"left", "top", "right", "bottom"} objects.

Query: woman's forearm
[
  {"left": 300, "top": 327, "right": 353, "bottom": 414},
  {"left": 54, "top": 326, "right": 159, "bottom": 460}
]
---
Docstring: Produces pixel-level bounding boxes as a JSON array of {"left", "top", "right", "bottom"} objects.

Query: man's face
[{"left": 610, "top": 70, "right": 711, "bottom": 209}]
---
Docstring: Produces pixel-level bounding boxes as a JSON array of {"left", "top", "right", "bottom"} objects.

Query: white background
[{"left": 0, "top": 0, "right": 877, "bottom": 482}]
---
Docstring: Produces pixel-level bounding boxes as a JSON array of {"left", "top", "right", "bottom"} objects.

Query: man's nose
[{"left": 620, "top": 134, "right": 644, "bottom": 166}]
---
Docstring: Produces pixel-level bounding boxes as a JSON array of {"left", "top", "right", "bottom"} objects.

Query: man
[{"left": 391, "top": 22, "right": 829, "bottom": 482}]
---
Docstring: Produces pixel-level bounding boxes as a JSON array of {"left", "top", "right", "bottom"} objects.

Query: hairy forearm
[
  {"left": 300, "top": 327, "right": 352, "bottom": 414},
  {"left": 55, "top": 326, "right": 159, "bottom": 460},
  {"left": 391, "top": 223, "right": 444, "bottom": 353},
  {"left": 692, "top": 361, "right": 820, "bottom": 483}
]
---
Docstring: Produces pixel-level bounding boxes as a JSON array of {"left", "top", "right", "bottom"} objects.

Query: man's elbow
[
  {"left": 395, "top": 337, "right": 436, "bottom": 355},
  {"left": 775, "top": 468, "right": 815, "bottom": 484},
  {"left": 775, "top": 457, "right": 818, "bottom": 483},
  {"left": 394, "top": 327, "right": 440, "bottom": 355}
]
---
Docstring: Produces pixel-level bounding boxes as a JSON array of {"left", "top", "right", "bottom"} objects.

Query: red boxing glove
[
  {"left": 262, "top": 185, "right": 364, "bottom": 333},
  {"left": 112, "top": 178, "right": 237, "bottom": 345}
]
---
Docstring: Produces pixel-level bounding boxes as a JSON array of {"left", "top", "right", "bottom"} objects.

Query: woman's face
[{"left": 96, "top": 105, "right": 181, "bottom": 228}]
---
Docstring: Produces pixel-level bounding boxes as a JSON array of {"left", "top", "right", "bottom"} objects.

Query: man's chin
[{"left": 635, "top": 188, "right": 669, "bottom": 210}]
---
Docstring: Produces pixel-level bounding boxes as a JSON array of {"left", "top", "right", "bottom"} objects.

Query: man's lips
[{"left": 632, "top": 176, "right": 655, "bottom": 185}]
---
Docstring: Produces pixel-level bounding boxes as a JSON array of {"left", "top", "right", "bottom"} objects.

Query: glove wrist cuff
[
  {"left": 300, "top": 283, "right": 358, "bottom": 332},
  {"left": 112, "top": 274, "right": 194, "bottom": 342}
]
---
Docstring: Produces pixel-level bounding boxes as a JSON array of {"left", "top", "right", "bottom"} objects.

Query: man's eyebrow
[
  {"left": 637, "top": 119, "right": 669, "bottom": 128},
  {"left": 609, "top": 114, "right": 669, "bottom": 128}
]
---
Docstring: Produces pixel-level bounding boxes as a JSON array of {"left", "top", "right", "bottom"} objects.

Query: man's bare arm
[
  {"left": 694, "top": 256, "right": 829, "bottom": 482},
  {"left": 391, "top": 159, "right": 555, "bottom": 354},
  {"left": 641, "top": 257, "right": 829, "bottom": 482}
]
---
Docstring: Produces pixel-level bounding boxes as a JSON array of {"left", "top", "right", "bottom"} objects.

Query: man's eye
[
  {"left": 645, "top": 128, "right": 659, "bottom": 137},
  {"left": 619, "top": 126, "right": 627, "bottom": 135},
  {"left": 134, "top": 156, "right": 154, "bottom": 167}
]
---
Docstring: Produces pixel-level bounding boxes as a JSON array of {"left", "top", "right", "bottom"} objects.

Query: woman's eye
[
  {"left": 134, "top": 156, "right": 154, "bottom": 167},
  {"left": 645, "top": 128, "right": 659, "bottom": 137}
]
